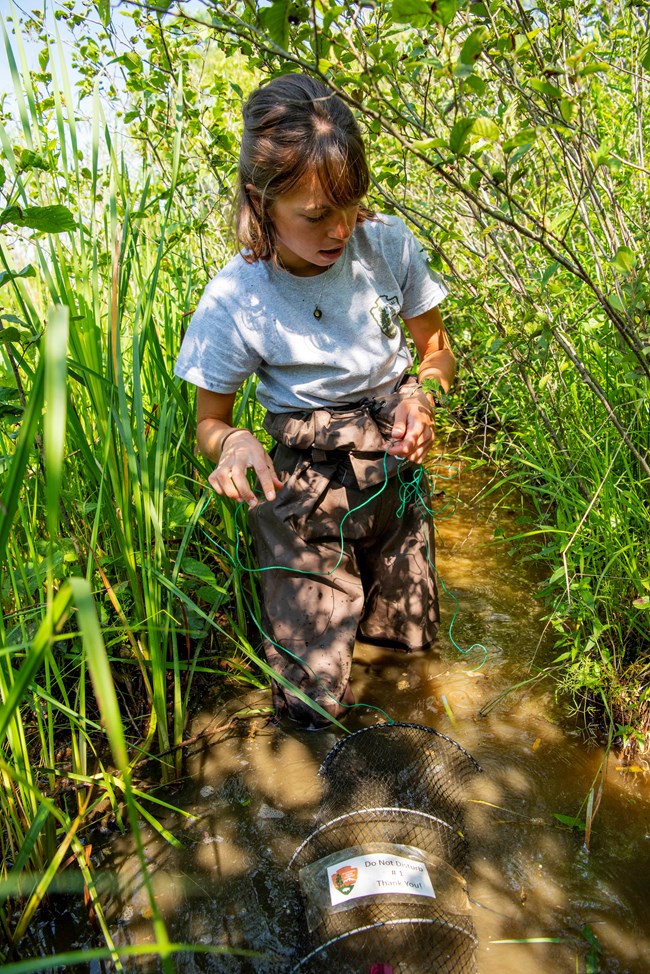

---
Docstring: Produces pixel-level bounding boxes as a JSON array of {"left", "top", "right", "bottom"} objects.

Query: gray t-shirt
[{"left": 175, "top": 215, "right": 447, "bottom": 412}]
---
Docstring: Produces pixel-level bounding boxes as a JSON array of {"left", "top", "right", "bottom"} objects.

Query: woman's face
[{"left": 267, "top": 173, "right": 360, "bottom": 277}]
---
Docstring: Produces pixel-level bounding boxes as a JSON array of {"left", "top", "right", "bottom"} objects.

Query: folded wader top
[{"left": 263, "top": 375, "right": 433, "bottom": 495}]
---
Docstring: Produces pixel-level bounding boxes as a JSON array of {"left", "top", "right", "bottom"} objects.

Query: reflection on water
[{"left": 101, "top": 463, "right": 650, "bottom": 973}]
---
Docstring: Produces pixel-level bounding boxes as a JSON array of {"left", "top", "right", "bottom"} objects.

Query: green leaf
[
  {"left": 459, "top": 26, "right": 488, "bottom": 65},
  {"left": 19, "top": 149, "right": 50, "bottom": 171},
  {"left": 553, "top": 812, "right": 586, "bottom": 831},
  {"left": 540, "top": 261, "right": 560, "bottom": 288},
  {"left": 633, "top": 596, "right": 650, "bottom": 610},
  {"left": 411, "top": 137, "right": 448, "bottom": 153},
  {"left": 431, "top": 0, "right": 457, "bottom": 27},
  {"left": 44, "top": 305, "right": 69, "bottom": 540},
  {"left": 450, "top": 117, "right": 476, "bottom": 155},
  {"left": 591, "top": 141, "right": 612, "bottom": 167},
  {"left": 0, "top": 354, "right": 44, "bottom": 567},
  {"left": 463, "top": 74, "right": 486, "bottom": 95},
  {"left": 611, "top": 246, "right": 636, "bottom": 274},
  {"left": 0, "top": 326, "right": 28, "bottom": 343},
  {"left": 259, "top": 0, "right": 290, "bottom": 50},
  {"left": 560, "top": 98, "right": 576, "bottom": 123},
  {"left": 96, "top": 0, "right": 111, "bottom": 26},
  {"left": 111, "top": 51, "right": 143, "bottom": 73},
  {"left": 575, "top": 62, "right": 609, "bottom": 77},
  {"left": 181, "top": 556, "right": 217, "bottom": 584},
  {"left": 391, "top": 0, "right": 433, "bottom": 27},
  {"left": 472, "top": 116, "right": 500, "bottom": 141},
  {"left": 503, "top": 127, "right": 537, "bottom": 153},
  {"left": 0, "top": 264, "right": 36, "bottom": 288},
  {"left": 529, "top": 77, "right": 563, "bottom": 98},
  {"left": 0, "top": 204, "right": 76, "bottom": 233}
]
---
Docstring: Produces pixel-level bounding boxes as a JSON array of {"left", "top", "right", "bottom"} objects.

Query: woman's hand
[
  {"left": 209, "top": 429, "right": 283, "bottom": 508},
  {"left": 386, "top": 395, "right": 435, "bottom": 465},
  {"left": 388, "top": 303, "right": 455, "bottom": 465}
]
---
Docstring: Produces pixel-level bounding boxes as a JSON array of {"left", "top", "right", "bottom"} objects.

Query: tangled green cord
[{"left": 200, "top": 451, "right": 488, "bottom": 726}]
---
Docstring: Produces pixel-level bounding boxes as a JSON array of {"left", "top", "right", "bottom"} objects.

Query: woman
[{"left": 175, "top": 73, "right": 456, "bottom": 728}]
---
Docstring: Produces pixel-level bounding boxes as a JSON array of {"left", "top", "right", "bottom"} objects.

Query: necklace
[{"left": 313, "top": 269, "right": 329, "bottom": 319}]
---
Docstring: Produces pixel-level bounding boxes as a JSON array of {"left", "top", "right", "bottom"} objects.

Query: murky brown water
[{"left": 99, "top": 462, "right": 650, "bottom": 973}]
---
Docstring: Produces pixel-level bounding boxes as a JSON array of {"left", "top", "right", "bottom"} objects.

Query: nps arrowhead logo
[{"left": 332, "top": 865, "right": 358, "bottom": 896}]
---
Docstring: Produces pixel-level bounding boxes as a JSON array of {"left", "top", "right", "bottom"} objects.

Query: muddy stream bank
[{"left": 98, "top": 462, "right": 650, "bottom": 973}]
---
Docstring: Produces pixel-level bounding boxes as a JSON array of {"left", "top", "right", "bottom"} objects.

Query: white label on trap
[{"left": 327, "top": 853, "right": 436, "bottom": 906}]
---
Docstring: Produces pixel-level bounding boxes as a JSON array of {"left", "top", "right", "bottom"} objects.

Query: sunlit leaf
[
  {"left": 0, "top": 264, "right": 36, "bottom": 288},
  {"left": 503, "top": 127, "right": 537, "bottom": 153},
  {"left": 430, "top": 0, "right": 457, "bottom": 27},
  {"left": 529, "top": 77, "right": 563, "bottom": 98},
  {"left": 95, "top": 0, "right": 111, "bottom": 27},
  {"left": 611, "top": 246, "right": 636, "bottom": 274},
  {"left": 575, "top": 62, "right": 609, "bottom": 76},
  {"left": 259, "top": 0, "right": 290, "bottom": 50},
  {"left": 111, "top": 51, "right": 143, "bottom": 73},
  {"left": 459, "top": 27, "right": 489, "bottom": 65},
  {"left": 450, "top": 117, "right": 475, "bottom": 155},
  {"left": 472, "top": 116, "right": 500, "bottom": 141},
  {"left": 560, "top": 98, "right": 576, "bottom": 123},
  {"left": 391, "top": 0, "right": 433, "bottom": 27},
  {"left": 0, "top": 204, "right": 77, "bottom": 233},
  {"left": 591, "top": 141, "right": 612, "bottom": 167},
  {"left": 19, "top": 149, "right": 50, "bottom": 171}
]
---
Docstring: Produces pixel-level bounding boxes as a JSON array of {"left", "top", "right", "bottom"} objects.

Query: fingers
[
  {"left": 209, "top": 439, "right": 281, "bottom": 508},
  {"left": 387, "top": 400, "right": 435, "bottom": 463},
  {"left": 254, "top": 458, "right": 283, "bottom": 502}
]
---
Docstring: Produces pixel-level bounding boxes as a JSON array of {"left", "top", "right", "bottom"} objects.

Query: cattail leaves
[{"left": 43, "top": 304, "right": 69, "bottom": 543}]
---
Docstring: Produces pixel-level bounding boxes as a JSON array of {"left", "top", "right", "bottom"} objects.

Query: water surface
[{"left": 102, "top": 462, "right": 650, "bottom": 973}]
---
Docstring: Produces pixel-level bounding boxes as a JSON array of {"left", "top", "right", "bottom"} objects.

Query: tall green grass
[{"left": 0, "top": 15, "right": 265, "bottom": 963}]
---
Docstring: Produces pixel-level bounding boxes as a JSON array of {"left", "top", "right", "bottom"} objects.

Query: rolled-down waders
[{"left": 247, "top": 377, "right": 440, "bottom": 728}]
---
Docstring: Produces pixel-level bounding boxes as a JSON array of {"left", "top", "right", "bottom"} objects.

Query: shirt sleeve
[
  {"left": 174, "top": 280, "right": 262, "bottom": 393},
  {"left": 394, "top": 218, "right": 449, "bottom": 320}
]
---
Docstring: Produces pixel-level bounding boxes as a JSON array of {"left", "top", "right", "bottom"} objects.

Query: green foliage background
[{"left": 0, "top": 0, "right": 648, "bottom": 963}]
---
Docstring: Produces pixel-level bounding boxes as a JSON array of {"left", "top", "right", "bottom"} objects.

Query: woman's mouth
[{"left": 320, "top": 246, "right": 344, "bottom": 260}]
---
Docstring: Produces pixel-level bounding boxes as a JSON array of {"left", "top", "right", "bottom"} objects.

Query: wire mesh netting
[{"left": 288, "top": 722, "right": 481, "bottom": 974}]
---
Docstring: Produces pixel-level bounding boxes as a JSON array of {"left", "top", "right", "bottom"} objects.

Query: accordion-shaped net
[
  {"left": 318, "top": 723, "right": 480, "bottom": 829},
  {"left": 292, "top": 916, "right": 478, "bottom": 974},
  {"left": 290, "top": 807, "right": 469, "bottom": 874},
  {"left": 289, "top": 724, "right": 481, "bottom": 974}
]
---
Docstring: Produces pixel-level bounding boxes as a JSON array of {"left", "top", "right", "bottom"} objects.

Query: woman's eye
[{"left": 305, "top": 213, "right": 326, "bottom": 223}]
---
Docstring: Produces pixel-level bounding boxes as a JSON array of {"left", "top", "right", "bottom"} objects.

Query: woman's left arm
[
  {"left": 404, "top": 305, "right": 456, "bottom": 394},
  {"left": 387, "top": 306, "right": 456, "bottom": 463}
]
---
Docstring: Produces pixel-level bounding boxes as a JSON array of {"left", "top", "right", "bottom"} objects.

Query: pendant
[{"left": 313, "top": 306, "right": 323, "bottom": 320}]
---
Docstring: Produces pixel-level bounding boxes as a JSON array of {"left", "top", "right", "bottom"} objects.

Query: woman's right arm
[{"left": 196, "top": 387, "right": 282, "bottom": 507}]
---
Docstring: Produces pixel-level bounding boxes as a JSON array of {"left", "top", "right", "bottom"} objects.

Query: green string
[{"left": 199, "top": 451, "right": 489, "bottom": 725}]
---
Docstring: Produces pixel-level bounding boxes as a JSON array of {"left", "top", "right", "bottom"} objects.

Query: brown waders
[{"left": 247, "top": 378, "right": 440, "bottom": 729}]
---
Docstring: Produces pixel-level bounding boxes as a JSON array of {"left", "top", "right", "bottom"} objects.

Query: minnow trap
[{"left": 288, "top": 722, "right": 480, "bottom": 974}]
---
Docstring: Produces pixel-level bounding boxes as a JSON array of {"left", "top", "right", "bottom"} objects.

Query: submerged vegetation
[{"left": 0, "top": 0, "right": 648, "bottom": 965}]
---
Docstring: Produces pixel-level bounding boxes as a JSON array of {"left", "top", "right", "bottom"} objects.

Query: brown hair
[{"left": 236, "top": 73, "right": 372, "bottom": 263}]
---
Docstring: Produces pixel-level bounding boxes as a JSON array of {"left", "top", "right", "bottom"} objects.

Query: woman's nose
[{"left": 328, "top": 208, "right": 354, "bottom": 240}]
